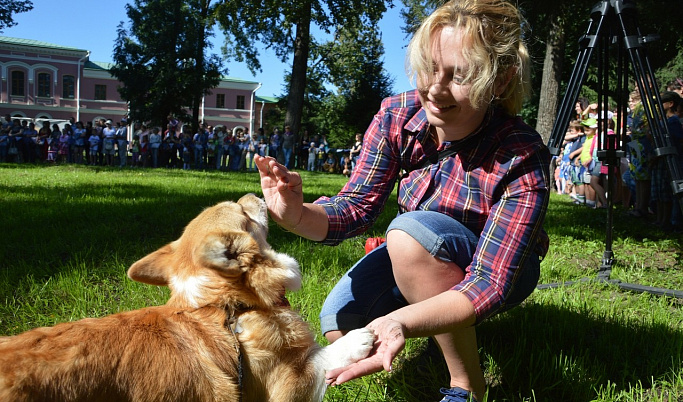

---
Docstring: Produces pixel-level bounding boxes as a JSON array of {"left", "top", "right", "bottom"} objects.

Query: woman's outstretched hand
[
  {"left": 325, "top": 316, "right": 407, "bottom": 386},
  {"left": 254, "top": 155, "right": 304, "bottom": 230}
]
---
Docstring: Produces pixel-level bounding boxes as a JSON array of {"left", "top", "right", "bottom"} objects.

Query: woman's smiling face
[{"left": 417, "top": 26, "right": 489, "bottom": 142}]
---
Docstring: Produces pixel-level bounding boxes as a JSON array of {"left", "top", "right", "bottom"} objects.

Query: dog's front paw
[
  {"left": 342, "top": 328, "right": 376, "bottom": 362},
  {"left": 324, "top": 328, "right": 376, "bottom": 369}
]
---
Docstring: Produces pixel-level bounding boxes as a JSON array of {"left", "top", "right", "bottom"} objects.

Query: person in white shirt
[{"left": 102, "top": 121, "right": 116, "bottom": 166}]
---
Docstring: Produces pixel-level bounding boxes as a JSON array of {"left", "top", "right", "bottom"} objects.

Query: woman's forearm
[
  {"left": 282, "top": 203, "right": 329, "bottom": 242},
  {"left": 387, "top": 290, "right": 476, "bottom": 338}
]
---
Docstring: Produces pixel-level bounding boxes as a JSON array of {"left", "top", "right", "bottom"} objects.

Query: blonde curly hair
[{"left": 407, "top": 0, "right": 531, "bottom": 116}]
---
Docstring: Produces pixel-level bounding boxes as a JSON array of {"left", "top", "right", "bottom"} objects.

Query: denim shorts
[{"left": 319, "top": 210, "right": 540, "bottom": 334}]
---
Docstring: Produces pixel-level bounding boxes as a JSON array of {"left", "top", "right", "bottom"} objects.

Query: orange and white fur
[{"left": 0, "top": 194, "right": 375, "bottom": 402}]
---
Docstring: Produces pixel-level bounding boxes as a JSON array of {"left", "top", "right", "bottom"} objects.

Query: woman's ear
[{"left": 495, "top": 66, "right": 517, "bottom": 98}]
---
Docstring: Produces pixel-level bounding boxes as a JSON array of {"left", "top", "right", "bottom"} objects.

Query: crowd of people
[
  {"left": 0, "top": 114, "right": 355, "bottom": 176},
  {"left": 551, "top": 79, "right": 683, "bottom": 232}
]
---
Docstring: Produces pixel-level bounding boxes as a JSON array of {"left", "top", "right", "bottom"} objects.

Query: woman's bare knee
[{"left": 386, "top": 229, "right": 465, "bottom": 304}]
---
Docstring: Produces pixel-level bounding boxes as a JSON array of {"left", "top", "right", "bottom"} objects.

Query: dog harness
[{"left": 226, "top": 315, "right": 244, "bottom": 402}]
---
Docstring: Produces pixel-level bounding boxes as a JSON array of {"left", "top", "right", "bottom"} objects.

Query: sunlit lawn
[{"left": 0, "top": 164, "right": 681, "bottom": 401}]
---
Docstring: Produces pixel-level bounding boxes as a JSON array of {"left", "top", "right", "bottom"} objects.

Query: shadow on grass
[
  {"left": 385, "top": 300, "right": 682, "bottom": 401},
  {"left": 0, "top": 181, "right": 266, "bottom": 282},
  {"left": 0, "top": 167, "right": 350, "bottom": 283},
  {"left": 544, "top": 195, "right": 683, "bottom": 244}
]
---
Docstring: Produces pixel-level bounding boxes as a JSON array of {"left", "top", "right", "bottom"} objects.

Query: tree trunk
[
  {"left": 191, "top": 0, "right": 210, "bottom": 133},
  {"left": 535, "top": 14, "right": 565, "bottom": 145},
  {"left": 285, "top": 2, "right": 311, "bottom": 138}
]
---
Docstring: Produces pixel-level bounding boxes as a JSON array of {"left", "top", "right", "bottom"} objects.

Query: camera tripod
[{"left": 539, "top": 0, "right": 683, "bottom": 299}]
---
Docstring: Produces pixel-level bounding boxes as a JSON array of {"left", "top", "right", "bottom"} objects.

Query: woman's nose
[{"left": 430, "top": 76, "right": 450, "bottom": 94}]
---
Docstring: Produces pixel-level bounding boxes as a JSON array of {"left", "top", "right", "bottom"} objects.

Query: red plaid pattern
[{"left": 315, "top": 90, "right": 550, "bottom": 322}]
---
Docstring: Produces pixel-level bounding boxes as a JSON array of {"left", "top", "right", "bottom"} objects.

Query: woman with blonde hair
[{"left": 255, "top": 1, "right": 549, "bottom": 400}]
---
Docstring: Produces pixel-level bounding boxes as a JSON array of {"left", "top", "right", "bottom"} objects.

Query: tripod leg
[{"left": 547, "top": 3, "right": 611, "bottom": 156}]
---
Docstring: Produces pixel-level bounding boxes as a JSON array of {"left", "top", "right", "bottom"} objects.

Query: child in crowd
[
  {"left": 130, "top": 134, "right": 141, "bottom": 167},
  {"left": 0, "top": 125, "right": 8, "bottom": 163},
  {"left": 88, "top": 131, "right": 99, "bottom": 165},
  {"left": 72, "top": 122, "right": 86, "bottom": 164},
  {"left": 552, "top": 151, "right": 562, "bottom": 195},
  {"left": 58, "top": 127, "right": 70, "bottom": 164},
  {"left": 182, "top": 132, "right": 192, "bottom": 170},
  {"left": 627, "top": 89, "right": 653, "bottom": 218},
  {"left": 307, "top": 142, "right": 318, "bottom": 171},
  {"left": 139, "top": 134, "right": 148, "bottom": 167},
  {"left": 578, "top": 118, "right": 603, "bottom": 208},
  {"left": 567, "top": 120, "right": 586, "bottom": 204},
  {"left": 317, "top": 145, "right": 326, "bottom": 171},
  {"left": 583, "top": 118, "right": 608, "bottom": 208},
  {"left": 46, "top": 135, "right": 57, "bottom": 163},
  {"left": 559, "top": 142, "right": 573, "bottom": 195},
  {"left": 258, "top": 138, "right": 267, "bottom": 158},
  {"left": 323, "top": 152, "right": 337, "bottom": 173},
  {"left": 341, "top": 153, "right": 351, "bottom": 177}
]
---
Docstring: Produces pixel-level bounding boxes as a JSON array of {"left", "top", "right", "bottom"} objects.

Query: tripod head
[{"left": 547, "top": 0, "right": 660, "bottom": 157}]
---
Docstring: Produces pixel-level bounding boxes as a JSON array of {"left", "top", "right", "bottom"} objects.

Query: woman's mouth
[{"left": 427, "top": 101, "right": 457, "bottom": 113}]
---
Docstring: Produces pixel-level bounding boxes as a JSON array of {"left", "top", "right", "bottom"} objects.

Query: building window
[
  {"left": 37, "top": 73, "right": 51, "bottom": 97},
  {"left": 10, "top": 70, "right": 25, "bottom": 96},
  {"left": 63, "top": 75, "right": 75, "bottom": 99},
  {"left": 94, "top": 84, "right": 107, "bottom": 100},
  {"left": 236, "top": 95, "right": 245, "bottom": 110},
  {"left": 216, "top": 94, "right": 225, "bottom": 109}
]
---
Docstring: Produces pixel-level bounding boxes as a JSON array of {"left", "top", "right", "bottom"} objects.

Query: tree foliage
[
  {"left": 213, "top": 0, "right": 390, "bottom": 138},
  {"left": 0, "top": 0, "right": 32, "bottom": 32},
  {"left": 311, "top": 22, "right": 394, "bottom": 147},
  {"left": 110, "top": 0, "right": 223, "bottom": 129},
  {"left": 656, "top": 52, "right": 683, "bottom": 92},
  {"left": 398, "top": 0, "right": 439, "bottom": 36}
]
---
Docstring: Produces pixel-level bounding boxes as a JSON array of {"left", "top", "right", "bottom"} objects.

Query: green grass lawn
[{"left": 0, "top": 164, "right": 681, "bottom": 401}]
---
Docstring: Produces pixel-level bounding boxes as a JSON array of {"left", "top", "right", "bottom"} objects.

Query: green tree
[
  {"left": 110, "top": 0, "right": 223, "bottom": 129},
  {"left": 312, "top": 22, "right": 394, "bottom": 147},
  {"left": 214, "top": 0, "right": 390, "bottom": 139},
  {"left": 520, "top": 1, "right": 593, "bottom": 141},
  {"left": 278, "top": 55, "right": 333, "bottom": 143},
  {"left": 657, "top": 52, "right": 683, "bottom": 91},
  {"left": 398, "top": 0, "right": 438, "bottom": 35},
  {"left": 0, "top": 0, "right": 32, "bottom": 32}
]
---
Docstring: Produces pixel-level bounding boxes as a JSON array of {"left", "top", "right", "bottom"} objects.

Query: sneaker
[{"left": 439, "top": 387, "right": 478, "bottom": 402}]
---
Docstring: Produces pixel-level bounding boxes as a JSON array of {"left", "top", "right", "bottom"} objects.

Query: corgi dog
[{"left": 0, "top": 194, "right": 375, "bottom": 402}]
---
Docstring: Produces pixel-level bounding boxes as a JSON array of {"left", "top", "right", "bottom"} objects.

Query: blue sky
[{"left": 3, "top": 0, "right": 415, "bottom": 98}]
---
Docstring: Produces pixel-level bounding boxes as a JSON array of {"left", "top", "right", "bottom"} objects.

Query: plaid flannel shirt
[{"left": 315, "top": 90, "right": 550, "bottom": 323}]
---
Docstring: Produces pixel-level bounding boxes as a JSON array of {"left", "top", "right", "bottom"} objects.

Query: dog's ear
[
  {"left": 237, "top": 194, "right": 268, "bottom": 229},
  {"left": 127, "top": 242, "right": 176, "bottom": 286},
  {"left": 196, "top": 232, "right": 260, "bottom": 276}
]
